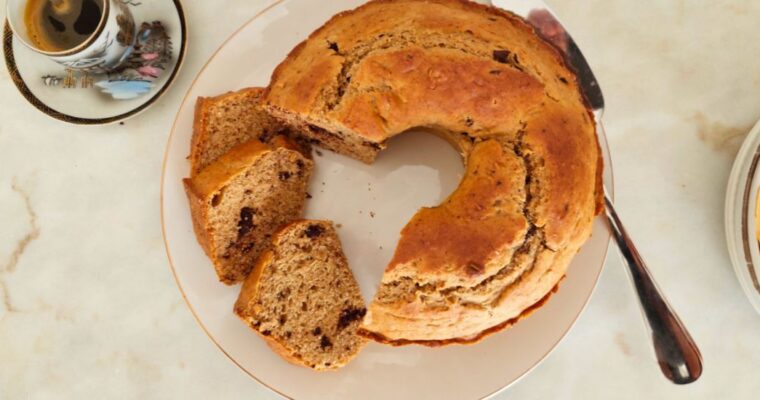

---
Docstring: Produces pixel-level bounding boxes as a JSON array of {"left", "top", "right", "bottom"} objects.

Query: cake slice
[
  {"left": 183, "top": 138, "right": 313, "bottom": 284},
  {"left": 189, "top": 87, "right": 292, "bottom": 176},
  {"left": 234, "top": 220, "right": 367, "bottom": 371}
]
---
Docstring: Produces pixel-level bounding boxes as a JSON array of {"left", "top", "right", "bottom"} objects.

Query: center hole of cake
[{"left": 302, "top": 130, "right": 464, "bottom": 299}]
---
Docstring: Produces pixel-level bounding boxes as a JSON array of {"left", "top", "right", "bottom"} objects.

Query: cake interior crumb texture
[
  {"left": 190, "top": 87, "right": 287, "bottom": 176},
  {"left": 185, "top": 140, "right": 313, "bottom": 284},
  {"left": 235, "top": 220, "right": 367, "bottom": 371}
]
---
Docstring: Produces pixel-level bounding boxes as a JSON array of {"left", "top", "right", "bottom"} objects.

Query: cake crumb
[
  {"left": 315, "top": 149, "right": 323, "bottom": 156},
  {"left": 370, "top": 211, "right": 375, "bottom": 218},
  {"left": 336, "top": 223, "right": 342, "bottom": 228}
]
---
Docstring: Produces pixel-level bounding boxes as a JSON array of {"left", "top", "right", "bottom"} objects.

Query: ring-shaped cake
[{"left": 264, "top": 0, "right": 603, "bottom": 345}]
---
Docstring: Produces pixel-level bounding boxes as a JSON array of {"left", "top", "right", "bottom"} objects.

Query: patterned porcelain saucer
[{"left": 3, "top": 0, "right": 186, "bottom": 125}]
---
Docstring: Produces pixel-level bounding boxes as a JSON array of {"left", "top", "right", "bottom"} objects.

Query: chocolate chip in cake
[
  {"left": 211, "top": 193, "right": 223, "bottom": 207},
  {"left": 279, "top": 315, "right": 287, "bottom": 325},
  {"left": 312, "top": 327, "right": 322, "bottom": 336},
  {"left": 320, "top": 335, "right": 333, "bottom": 349},
  {"left": 262, "top": 329, "right": 272, "bottom": 336},
  {"left": 237, "top": 207, "right": 256, "bottom": 238},
  {"left": 337, "top": 307, "right": 367, "bottom": 330},
  {"left": 304, "top": 224, "right": 325, "bottom": 238},
  {"left": 327, "top": 41, "right": 340, "bottom": 53},
  {"left": 493, "top": 49, "right": 511, "bottom": 64},
  {"left": 279, "top": 171, "right": 292, "bottom": 181}
]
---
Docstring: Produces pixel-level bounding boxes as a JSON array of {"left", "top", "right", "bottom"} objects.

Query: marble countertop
[{"left": 2, "top": 0, "right": 760, "bottom": 398}]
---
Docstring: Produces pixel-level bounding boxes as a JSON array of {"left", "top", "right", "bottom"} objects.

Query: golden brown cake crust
[
  {"left": 265, "top": 0, "right": 603, "bottom": 344},
  {"left": 357, "top": 280, "right": 560, "bottom": 347}
]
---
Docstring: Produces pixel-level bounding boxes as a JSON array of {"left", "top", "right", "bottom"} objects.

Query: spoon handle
[{"left": 604, "top": 194, "right": 703, "bottom": 384}]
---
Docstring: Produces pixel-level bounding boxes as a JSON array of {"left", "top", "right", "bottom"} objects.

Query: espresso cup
[{"left": 6, "top": 0, "right": 137, "bottom": 73}]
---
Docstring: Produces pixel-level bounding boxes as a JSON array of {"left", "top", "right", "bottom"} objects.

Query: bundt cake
[{"left": 264, "top": 0, "right": 603, "bottom": 344}]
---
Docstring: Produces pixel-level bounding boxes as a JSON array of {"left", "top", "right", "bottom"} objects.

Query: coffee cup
[{"left": 6, "top": 0, "right": 137, "bottom": 73}]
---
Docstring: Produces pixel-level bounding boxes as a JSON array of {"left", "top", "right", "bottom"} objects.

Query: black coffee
[{"left": 24, "top": 0, "right": 104, "bottom": 52}]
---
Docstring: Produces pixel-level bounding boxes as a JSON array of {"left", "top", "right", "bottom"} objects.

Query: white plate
[
  {"left": 161, "top": 1, "right": 613, "bottom": 398},
  {"left": 725, "top": 118, "right": 760, "bottom": 315},
  {"left": 3, "top": 0, "right": 186, "bottom": 125}
]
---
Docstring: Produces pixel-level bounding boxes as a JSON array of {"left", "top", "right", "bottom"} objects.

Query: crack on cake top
[{"left": 322, "top": 30, "right": 533, "bottom": 112}]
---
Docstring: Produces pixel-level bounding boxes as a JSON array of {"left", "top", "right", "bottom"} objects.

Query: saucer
[{"left": 2, "top": 0, "right": 187, "bottom": 125}]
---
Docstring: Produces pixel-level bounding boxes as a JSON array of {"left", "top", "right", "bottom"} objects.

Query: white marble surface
[{"left": 2, "top": 0, "right": 760, "bottom": 398}]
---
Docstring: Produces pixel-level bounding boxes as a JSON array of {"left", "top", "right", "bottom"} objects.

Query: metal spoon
[{"left": 491, "top": 0, "right": 703, "bottom": 383}]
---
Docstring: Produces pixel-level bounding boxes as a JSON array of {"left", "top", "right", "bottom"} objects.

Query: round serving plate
[
  {"left": 161, "top": 0, "right": 614, "bottom": 398},
  {"left": 3, "top": 0, "right": 187, "bottom": 125},
  {"left": 725, "top": 118, "right": 760, "bottom": 315}
]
